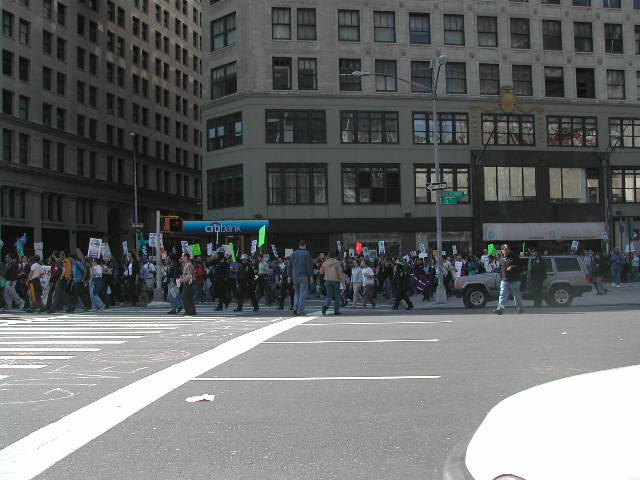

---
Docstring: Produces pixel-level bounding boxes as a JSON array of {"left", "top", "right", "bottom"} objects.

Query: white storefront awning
[{"left": 483, "top": 222, "right": 606, "bottom": 241}]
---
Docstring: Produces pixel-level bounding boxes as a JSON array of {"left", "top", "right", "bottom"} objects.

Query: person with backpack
[{"left": 68, "top": 255, "right": 91, "bottom": 312}]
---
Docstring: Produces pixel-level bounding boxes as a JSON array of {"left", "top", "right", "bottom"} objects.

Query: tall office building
[
  {"left": 202, "top": 0, "right": 640, "bottom": 255},
  {"left": 1, "top": 0, "right": 203, "bottom": 256}
]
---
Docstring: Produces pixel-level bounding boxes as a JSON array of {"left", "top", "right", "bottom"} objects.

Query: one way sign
[{"left": 427, "top": 183, "right": 447, "bottom": 191}]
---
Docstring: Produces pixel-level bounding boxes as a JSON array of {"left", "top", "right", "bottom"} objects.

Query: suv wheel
[
  {"left": 547, "top": 285, "right": 573, "bottom": 307},
  {"left": 463, "top": 287, "right": 487, "bottom": 308}
]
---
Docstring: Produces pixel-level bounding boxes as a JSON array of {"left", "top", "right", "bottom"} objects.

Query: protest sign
[
  {"left": 149, "top": 233, "right": 159, "bottom": 248},
  {"left": 378, "top": 241, "right": 385, "bottom": 255},
  {"left": 363, "top": 246, "right": 370, "bottom": 258},
  {"left": 452, "top": 245, "right": 458, "bottom": 255},
  {"left": 571, "top": 240, "right": 579, "bottom": 252},
  {"left": 100, "top": 243, "right": 112, "bottom": 260},
  {"left": 250, "top": 239, "right": 257, "bottom": 254},
  {"left": 34, "top": 242, "right": 44, "bottom": 259},
  {"left": 355, "top": 242, "right": 363, "bottom": 255},
  {"left": 419, "top": 243, "right": 426, "bottom": 254},
  {"left": 337, "top": 240, "right": 343, "bottom": 254},
  {"left": 419, "top": 253, "right": 428, "bottom": 259},
  {"left": 88, "top": 238, "right": 102, "bottom": 258},
  {"left": 455, "top": 261, "right": 463, "bottom": 278},
  {"left": 122, "top": 241, "right": 129, "bottom": 257},
  {"left": 285, "top": 248, "right": 293, "bottom": 258},
  {"left": 142, "top": 245, "right": 148, "bottom": 256},
  {"left": 348, "top": 248, "right": 355, "bottom": 257},
  {"left": 191, "top": 244, "right": 201, "bottom": 256},
  {"left": 207, "top": 243, "right": 214, "bottom": 255},
  {"left": 271, "top": 244, "right": 278, "bottom": 258},
  {"left": 181, "top": 241, "right": 189, "bottom": 253},
  {"left": 487, "top": 244, "right": 497, "bottom": 256}
]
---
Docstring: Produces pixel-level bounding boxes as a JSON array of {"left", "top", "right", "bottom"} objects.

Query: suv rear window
[{"left": 554, "top": 258, "right": 581, "bottom": 272}]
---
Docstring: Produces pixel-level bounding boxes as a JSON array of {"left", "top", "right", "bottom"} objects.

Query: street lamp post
[
  {"left": 129, "top": 132, "right": 139, "bottom": 249},
  {"left": 342, "top": 55, "right": 449, "bottom": 303}
]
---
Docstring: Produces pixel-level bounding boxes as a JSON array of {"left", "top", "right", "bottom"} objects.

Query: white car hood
[{"left": 465, "top": 364, "right": 640, "bottom": 480}]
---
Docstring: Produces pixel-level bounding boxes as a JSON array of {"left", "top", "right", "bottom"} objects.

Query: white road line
[
  {"left": 192, "top": 375, "right": 441, "bottom": 381},
  {"left": 263, "top": 339, "right": 440, "bottom": 344},
  {"left": 0, "top": 356, "right": 75, "bottom": 360},
  {"left": 0, "top": 374, "right": 9, "bottom": 379},
  {"left": 303, "top": 321, "right": 453, "bottom": 326},
  {"left": 0, "top": 327, "right": 176, "bottom": 331},
  {"left": 0, "top": 331, "right": 162, "bottom": 335},
  {"left": 0, "top": 336, "right": 143, "bottom": 339},
  {"left": 1, "top": 323, "right": 189, "bottom": 327},
  {"left": 0, "top": 313, "right": 318, "bottom": 480},
  {"left": 0, "top": 341, "right": 126, "bottom": 345},
  {"left": 0, "top": 348, "right": 101, "bottom": 352},
  {"left": 0, "top": 365, "right": 48, "bottom": 369}
]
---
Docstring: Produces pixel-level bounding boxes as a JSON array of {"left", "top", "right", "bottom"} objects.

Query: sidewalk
[{"left": 409, "top": 282, "right": 640, "bottom": 310}]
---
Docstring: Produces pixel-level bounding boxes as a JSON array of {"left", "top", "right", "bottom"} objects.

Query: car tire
[
  {"left": 546, "top": 285, "right": 573, "bottom": 307},
  {"left": 463, "top": 287, "right": 488, "bottom": 309}
]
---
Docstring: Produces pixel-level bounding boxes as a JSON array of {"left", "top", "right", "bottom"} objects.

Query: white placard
[
  {"left": 271, "top": 244, "right": 278, "bottom": 258},
  {"left": 250, "top": 239, "right": 257, "bottom": 254},
  {"left": 34, "top": 242, "right": 44, "bottom": 259},
  {"left": 181, "top": 240, "right": 189, "bottom": 253},
  {"left": 149, "top": 233, "right": 158, "bottom": 248},
  {"left": 88, "top": 238, "right": 102, "bottom": 258},
  {"left": 336, "top": 240, "right": 342, "bottom": 253},
  {"left": 378, "top": 241, "right": 385, "bottom": 255},
  {"left": 207, "top": 243, "right": 214, "bottom": 255},
  {"left": 455, "top": 261, "right": 463, "bottom": 278},
  {"left": 571, "top": 240, "right": 579, "bottom": 251},
  {"left": 419, "top": 243, "right": 426, "bottom": 254},
  {"left": 452, "top": 245, "right": 458, "bottom": 255},
  {"left": 285, "top": 248, "right": 294, "bottom": 258},
  {"left": 348, "top": 248, "right": 355, "bottom": 257},
  {"left": 419, "top": 253, "right": 429, "bottom": 259},
  {"left": 100, "top": 242, "right": 112, "bottom": 260},
  {"left": 122, "top": 241, "right": 129, "bottom": 257}
]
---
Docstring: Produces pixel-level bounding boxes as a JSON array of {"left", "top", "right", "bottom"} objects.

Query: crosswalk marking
[
  {"left": 0, "top": 331, "right": 164, "bottom": 335},
  {"left": 0, "top": 335, "right": 143, "bottom": 339},
  {"left": 0, "top": 341, "right": 127, "bottom": 345},
  {"left": 0, "top": 348, "right": 102, "bottom": 352},
  {"left": 0, "top": 364, "right": 49, "bottom": 369},
  {"left": 0, "top": 356, "right": 75, "bottom": 360}
]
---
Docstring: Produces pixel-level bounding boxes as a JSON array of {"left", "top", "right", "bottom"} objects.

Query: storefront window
[{"left": 484, "top": 166, "right": 536, "bottom": 201}]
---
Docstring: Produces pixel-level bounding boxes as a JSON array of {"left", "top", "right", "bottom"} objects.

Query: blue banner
[{"left": 182, "top": 220, "right": 270, "bottom": 235}]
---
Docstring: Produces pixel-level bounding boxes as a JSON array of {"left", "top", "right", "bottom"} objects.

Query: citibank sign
[{"left": 182, "top": 220, "right": 270, "bottom": 235}]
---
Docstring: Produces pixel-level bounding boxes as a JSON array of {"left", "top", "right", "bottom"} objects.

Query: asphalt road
[{"left": 1, "top": 301, "right": 639, "bottom": 480}]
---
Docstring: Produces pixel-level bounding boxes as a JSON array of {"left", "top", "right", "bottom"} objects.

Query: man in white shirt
[
  {"left": 27, "top": 256, "right": 45, "bottom": 312},
  {"left": 361, "top": 261, "right": 376, "bottom": 308}
]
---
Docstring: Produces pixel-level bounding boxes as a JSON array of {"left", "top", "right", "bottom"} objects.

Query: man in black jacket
[
  {"left": 213, "top": 249, "right": 230, "bottom": 311},
  {"left": 235, "top": 254, "right": 259, "bottom": 312},
  {"left": 529, "top": 249, "right": 546, "bottom": 307},
  {"left": 495, "top": 244, "right": 524, "bottom": 315},
  {"left": 391, "top": 261, "right": 414, "bottom": 310}
]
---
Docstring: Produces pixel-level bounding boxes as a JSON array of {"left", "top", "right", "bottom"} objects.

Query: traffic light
[{"left": 161, "top": 216, "right": 183, "bottom": 233}]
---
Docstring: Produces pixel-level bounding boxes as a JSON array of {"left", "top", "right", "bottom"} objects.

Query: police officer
[
  {"left": 391, "top": 260, "right": 414, "bottom": 310},
  {"left": 235, "top": 254, "right": 259, "bottom": 312},
  {"left": 214, "top": 248, "right": 230, "bottom": 311}
]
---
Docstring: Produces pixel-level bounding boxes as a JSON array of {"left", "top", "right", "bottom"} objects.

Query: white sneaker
[
  {"left": 611, "top": 283, "right": 616, "bottom": 287},
  {"left": 616, "top": 284, "right": 621, "bottom": 288}
]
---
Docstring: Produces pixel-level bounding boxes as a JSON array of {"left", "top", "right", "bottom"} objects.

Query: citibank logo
[{"left": 204, "top": 222, "right": 242, "bottom": 234}]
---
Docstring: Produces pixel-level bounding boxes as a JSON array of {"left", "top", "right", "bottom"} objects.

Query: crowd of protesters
[{"left": 1, "top": 243, "right": 639, "bottom": 315}]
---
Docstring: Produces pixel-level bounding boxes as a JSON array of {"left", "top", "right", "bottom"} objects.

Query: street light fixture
[
  {"left": 341, "top": 55, "right": 449, "bottom": 303},
  {"left": 129, "top": 132, "right": 139, "bottom": 249}
]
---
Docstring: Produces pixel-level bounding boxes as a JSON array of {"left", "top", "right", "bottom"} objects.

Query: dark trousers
[
  {"left": 394, "top": 289, "right": 414, "bottom": 308},
  {"left": 46, "top": 278, "right": 58, "bottom": 311},
  {"left": 70, "top": 281, "right": 91, "bottom": 310},
  {"left": 532, "top": 282, "right": 544, "bottom": 307},
  {"left": 181, "top": 282, "right": 196, "bottom": 314},
  {"left": 215, "top": 279, "right": 229, "bottom": 309},
  {"left": 279, "top": 281, "right": 294, "bottom": 309},
  {"left": 236, "top": 283, "right": 258, "bottom": 311},
  {"left": 125, "top": 276, "right": 138, "bottom": 305}
]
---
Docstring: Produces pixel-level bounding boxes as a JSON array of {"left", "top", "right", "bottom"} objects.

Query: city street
[{"left": 1, "top": 298, "right": 639, "bottom": 480}]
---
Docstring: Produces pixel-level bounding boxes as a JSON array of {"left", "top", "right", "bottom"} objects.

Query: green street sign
[
  {"left": 441, "top": 191, "right": 466, "bottom": 198},
  {"left": 441, "top": 198, "right": 459, "bottom": 205}
]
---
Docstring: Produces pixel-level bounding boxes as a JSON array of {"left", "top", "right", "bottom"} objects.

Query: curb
[{"left": 442, "top": 435, "right": 475, "bottom": 480}]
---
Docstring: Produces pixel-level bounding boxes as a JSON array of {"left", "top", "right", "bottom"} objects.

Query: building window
[
  {"left": 415, "top": 166, "right": 470, "bottom": 204},
  {"left": 542, "top": 20, "right": 562, "bottom": 50},
  {"left": 2, "top": 128, "right": 12, "bottom": 162},
  {"left": 612, "top": 169, "right": 640, "bottom": 203},
  {"left": 2, "top": 50, "right": 12, "bottom": 76},
  {"left": 411, "top": 61, "right": 432, "bottom": 92},
  {"left": 511, "top": 18, "right": 530, "bottom": 49},
  {"left": 43, "top": 30, "right": 52, "bottom": 54},
  {"left": 482, "top": 114, "right": 535, "bottom": 146},
  {"left": 206, "top": 166, "right": 243, "bottom": 209},
  {"left": 272, "top": 7, "right": 291, "bottom": 40},
  {"left": 272, "top": 57, "right": 292, "bottom": 90},
  {"left": 267, "top": 164, "right": 327, "bottom": 205},
  {"left": 2, "top": 10, "right": 14, "bottom": 38},
  {"left": 210, "top": 62, "right": 237, "bottom": 99},
  {"left": 484, "top": 166, "right": 536, "bottom": 201},
  {"left": 18, "top": 133, "right": 29, "bottom": 164},
  {"left": 576, "top": 68, "right": 595, "bottom": 98},
  {"left": 607, "top": 70, "right": 625, "bottom": 99},
  {"left": 57, "top": 3, "right": 66, "bottom": 25},
  {"left": 206, "top": 112, "right": 242, "bottom": 151},
  {"left": 573, "top": 0, "right": 591, "bottom": 6},
  {"left": 339, "top": 59, "right": 361, "bottom": 91},
  {"left": 547, "top": 116, "right": 597, "bottom": 147},
  {"left": 635, "top": 25, "right": 640, "bottom": 54},
  {"left": 375, "top": 60, "right": 397, "bottom": 91},
  {"left": 477, "top": 16, "right": 498, "bottom": 47},
  {"left": 56, "top": 142, "right": 64, "bottom": 170},
  {"left": 298, "top": 58, "right": 317, "bottom": 90},
  {"left": 413, "top": 112, "right": 469, "bottom": 145},
  {"left": 210, "top": 12, "right": 236, "bottom": 51},
  {"left": 409, "top": 13, "right": 430, "bottom": 44},
  {"left": 445, "top": 63, "right": 466, "bottom": 94},
  {"left": 56, "top": 37, "right": 66, "bottom": 60},
  {"left": 604, "top": 23, "right": 623, "bottom": 53},
  {"left": 1, "top": 89, "right": 12, "bottom": 115},
  {"left": 338, "top": 10, "right": 359, "bottom": 41},
  {"left": 549, "top": 168, "right": 597, "bottom": 204},
  {"left": 18, "top": 19, "right": 30, "bottom": 44},
  {"left": 18, "top": 95, "right": 28, "bottom": 120},
  {"left": 544, "top": 67, "right": 564, "bottom": 97},
  {"left": 603, "top": 0, "right": 621, "bottom": 8},
  {"left": 609, "top": 118, "right": 640, "bottom": 148},
  {"left": 444, "top": 14, "right": 464, "bottom": 45},
  {"left": 265, "top": 110, "right": 326, "bottom": 144},
  {"left": 56, "top": 72, "right": 66, "bottom": 96},
  {"left": 297, "top": 8, "right": 316, "bottom": 40},
  {"left": 42, "top": 103, "right": 52, "bottom": 126},
  {"left": 512, "top": 65, "right": 533, "bottom": 96},
  {"left": 479, "top": 64, "right": 500, "bottom": 95},
  {"left": 374, "top": 11, "right": 395, "bottom": 42},
  {"left": 343, "top": 164, "right": 400, "bottom": 204},
  {"left": 1, "top": 187, "right": 26, "bottom": 219},
  {"left": 340, "top": 111, "right": 398, "bottom": 144},
  {"left": 76, "top": 198, "right": 95, "bottom": 225}
]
